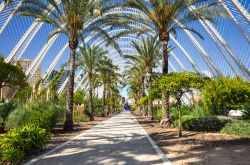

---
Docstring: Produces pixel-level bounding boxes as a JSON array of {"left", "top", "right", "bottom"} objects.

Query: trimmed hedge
[
  {"left": 0, "top": 125, "right": 50, "bottom": 164},
  {"left": 183, "top": 116, "right": 233, "bottom": 132},
  {"left": 173, "top": 115, "right": 197, "bottom": 127},
  {"left": 221, "top": 120, "right": 250, "bottom": 137}
]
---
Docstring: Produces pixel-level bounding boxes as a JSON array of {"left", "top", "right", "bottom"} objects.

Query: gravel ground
[{"left": 136, "top": 116, "right": 250, "bottom": 165}]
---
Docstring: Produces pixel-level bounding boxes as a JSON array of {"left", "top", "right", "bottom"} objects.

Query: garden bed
[
  {"left": 136, "top": 116, "right": 250, "bottom": 165},
  {"left": 19, "top": 116, "right": 111, "bottom": 165}
]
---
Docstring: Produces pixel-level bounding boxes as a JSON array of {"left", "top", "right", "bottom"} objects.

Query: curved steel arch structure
[{"left": 0, "top": 0, "right": 249, "bottom": 93}]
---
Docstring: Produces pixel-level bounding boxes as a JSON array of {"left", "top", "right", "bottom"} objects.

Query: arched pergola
[{"left": 0, "top": 0, "right": 249, "bottom": 94}]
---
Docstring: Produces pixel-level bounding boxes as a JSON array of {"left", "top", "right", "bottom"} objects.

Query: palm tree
[
  {"left": 123, "top": 59, "right": 147, "bottom": 115},
  {"left": 124, "top": 0, "right": 227, "bottom": 126},
  {"left": 96, "top": 58, "right": 120, "bottom": 117},
  {"left": 124, "top": 36, "right": 161, "bottom": 119},
  {"left": 76, "top": 45, "right": 106, "bottom": 121},
  {"left": 17, "top": 0, "right": 134, "bottom": 130}
]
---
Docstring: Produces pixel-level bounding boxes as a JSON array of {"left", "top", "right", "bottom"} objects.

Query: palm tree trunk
[
  {"left": 64, "top": 40, "right": 77, "bottom": 131},
  {"left": 0, "top": 86, "right": 3, "bottom": 102},
  {"left": 112, "top": 96, "right": 115, "bottom": 114},
  {"left": 147, "top": 71, "right": 153, "bottom": 120},
  {"left": 107, "top": 90, "right": 111, "bottom": 116},
  {"left": 160, "top": 35, "right": 171, "bottom": 128},
  {"left": 141, "top": 76, "right": 146, "bottom": 116},
  {"left": 177, "top": 98, "right": 182, "bottom": 137},
  {"left": 101, "top": 83, "right": 106, "bottom": 117},
  {"left": 89, "top": 75, "right": 94, "bottom": 121}
]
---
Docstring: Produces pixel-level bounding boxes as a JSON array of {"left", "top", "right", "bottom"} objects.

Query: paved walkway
[{"left": 27, "top": 112, "right": 171, "bottom": 165}]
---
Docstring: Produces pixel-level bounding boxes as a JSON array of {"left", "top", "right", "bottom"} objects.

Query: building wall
[
  {"left": 1, "top": 59, "right": 42, "bottom": 101},
  {"left": 18, "top": 59, "right": 42, "bottom": 87}
]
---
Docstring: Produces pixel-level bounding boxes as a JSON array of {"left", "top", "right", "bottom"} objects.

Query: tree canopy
[{"left": 0, "top": 57, "right": 27, "bottom": 89}]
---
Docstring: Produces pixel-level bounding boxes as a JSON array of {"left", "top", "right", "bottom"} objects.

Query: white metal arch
[
  {"left": 2, "top": 0, "right": 249, "bottom": 78},
  {"left": 189, "top": 5, "right": 250, "bottom": 79}
]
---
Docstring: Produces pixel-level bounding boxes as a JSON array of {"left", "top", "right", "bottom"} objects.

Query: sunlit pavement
[{"left": 27, "top": 112, "right": 171, "bottom": 165}]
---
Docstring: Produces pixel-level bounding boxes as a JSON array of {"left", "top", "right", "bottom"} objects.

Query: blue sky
[{"left": 0, "top": 0, "right": 249, "bottom": 98}]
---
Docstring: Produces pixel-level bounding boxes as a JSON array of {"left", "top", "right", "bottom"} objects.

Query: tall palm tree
[
  {"left": 124, "top": 36, "right": 161, "bottom": 119},
  {"left": 124, "top": 0, "right": 227, "bottom": 126},
  {"left": 17, "top": 0, "right": 133, "bottom": 130},
  {"left": 76, "top": 45, "right": 106, "bottom": 121},
  {"left": 96, "top": 58, "right": 120, "bottom": 117},
  {"left": 123, "top": 59, "right": 147, "bottom": 115}
]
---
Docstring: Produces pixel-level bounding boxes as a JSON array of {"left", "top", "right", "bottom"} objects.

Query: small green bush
[
  {"left": 202, "top": 77, "right": 250, "bottom": 115},
  {"left": 188, "top": 106, "right": 211, "bottom": 118},
  {"left": 221, "top": 120, "right": 250, "bottom": 137},
  {"left": 0, "top": 124, "right": 50, "bottom": 164},
  {"left": 0, "top": 102, "right": 15, "bottom": 132},
  {"left": 183, "top": 116, "right": 233, "bottom": 132},
  {"left": 6, "top": 100, "right": 65, "bottom": 130},
  {"left": 152, "top": 107, "right": 162, "bottom": 121},
  {"left": 170, "top": 106, "right": 191, "bottom": 121},
  {"left": 173, "top": 115, "right": 197, "bottom": 127},
  {"left": 242, "top": 102, "right": 250, "bottom": 120}
]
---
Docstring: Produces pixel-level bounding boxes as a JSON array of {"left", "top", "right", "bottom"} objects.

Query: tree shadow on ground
[
  {"left": 31, "top": 113, "right": 165, "bottom": 165},
  {"left": 137, "top": 116, "right": 250, "bottom": 165}
]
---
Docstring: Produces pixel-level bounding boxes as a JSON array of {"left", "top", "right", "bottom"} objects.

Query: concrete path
[{"left": 27, "top": 112, "right": 171, "bottom": 165}]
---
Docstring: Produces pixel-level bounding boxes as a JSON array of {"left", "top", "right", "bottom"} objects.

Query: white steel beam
[
  {"left": 170, "top": 51, "right": 186, "bottom": 71},
  {"left": 5, "top": 0, "right": 60, "bottom": 63},
  {"left": 221, "top": 1, "right": 249, "bottom": 43},
  {"left": 43, "top": 43, "right": 68, "bottom": 80},
  {"left": 26, "top": 34, "right": 59, "bottom": 77},
  {"left": 0, "top": 2, "right": 4, "bottom": 14},
  {"left": 0, "top": 2, "right": 22, "bottom": 34},
  {"left": 170, "top": 36, "right": 202, "bottom": 74},
  {"left": 230, "top": 0, "right": 250, "bottom": 23},
  {"left": 176, "top": 20, "right": 223, "bottom": 77},
  {"left": 189, "top": 5, "right": 250, "bottom": 79}
]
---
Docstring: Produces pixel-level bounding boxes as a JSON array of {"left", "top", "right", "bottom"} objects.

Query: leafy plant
[
  {"left": 242, "top": 102, "right": 250, "bottom": 120},
  {"left": 0, "top": 125, "right": 50, "bottom": 164},
  {"left": 0, "top": 58, "right": 27, "bottom": 93},
  {"left": 152, "top": 106, "right": 162, "bottom": 121},
  {"left": 220, "top": 120, "right": 250, "bottom": 137},
  {"left": 6, "top": 100, "right": 65, "bottom": 130},
  {"left": 183, "top": 116, "right": 232, "bottom": 132},
  {"left": 159, "top": 72, "right": 205, "bottom": 137},
  {"left": 0, "top": 101, "right": 15, "bottom": 132},
  {"left": 137, "top": 96, "right": 148, "bottom": 106},
  {"left": 74, "top": 91, "right": 85, "bottom": 105},
  {"left": 173, "top": 115, "right": 197, "bottom": 128},
  {"left": 15, "top": 86, "right": 33, "bottom": 103},
  {"left": 188, "top": 106, "right": 212, "bottom": 118},
  {"left": 202, "top": 77, "right": 250, "bottom": 115}
]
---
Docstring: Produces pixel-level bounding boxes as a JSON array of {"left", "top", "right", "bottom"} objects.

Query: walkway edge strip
[
  {"left": 133, "top": 115, "right": 173, "bottom": 165},
  {"left": 24, "top": 116, "right": 115, "bottom": 165}
]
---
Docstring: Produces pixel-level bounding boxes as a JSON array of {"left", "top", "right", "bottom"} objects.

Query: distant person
[{"left": 123, "top": 102, "right": 131, "bottom": 111}]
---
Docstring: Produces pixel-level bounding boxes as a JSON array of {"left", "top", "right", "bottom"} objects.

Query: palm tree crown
[
  {"left": 76, "top": 45, "right": 107, "bottom": 121},
  {"left": 123, "top": 0, "right": 227, "bottom": 126},
  {"left": 16, "top": 0, "right": 132, "bottom": 130}
]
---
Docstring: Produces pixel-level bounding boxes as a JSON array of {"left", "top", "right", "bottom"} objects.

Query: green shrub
[
  {"left": 137, "top": 96, "right": 148, "bottom": 106},
  {"left": 173, "top": 115, "right": 197, "bottom": 127},
  {"left": 0, "top": 101, "right": 15, "bottom": 132},
  {"left": 188, "top": 106, "right": 211, "bottom": 118},
  {"left": 183, "top": 116, "right": 233, "bottom": 132},
  {"left": 0, "top": 124, "right": 50, "bottom": 164},
  {"left": 152, "top": 107, "right": 162, "bottom": 121},
  {"left": 242, "top": 102, "right": 250, "bottom": 120},
  {"left": 221, "top": 120, "right": 250, "bottom": 137},
  {"left": 202, "top": 77, "right": 250, "bottom": 115},
  {"left": 6, "top": 100, "right": 65, "bottom": 130},
  {"left": 170, "top": 106, "right": 191, "bottom": 121}
]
